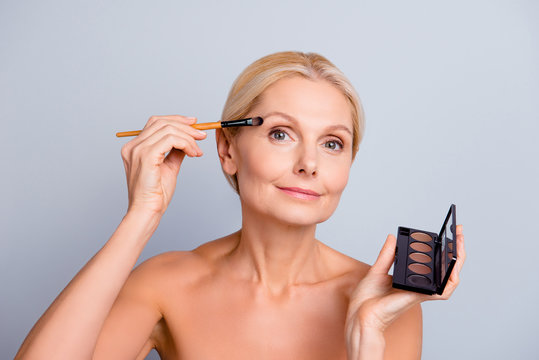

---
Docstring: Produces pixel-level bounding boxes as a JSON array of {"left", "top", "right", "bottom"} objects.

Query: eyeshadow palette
[{"left": 392, "top": 204, "right": 457, "bottom": 295}]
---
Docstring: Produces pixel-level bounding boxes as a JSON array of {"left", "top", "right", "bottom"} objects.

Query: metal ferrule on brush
[{"left": 221, "top": 117, "right": 262, "bottom": 128}]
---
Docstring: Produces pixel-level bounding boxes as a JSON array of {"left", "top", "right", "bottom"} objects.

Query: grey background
[{"left": 1, "top": 0, "right": 537, "bottom": 358}]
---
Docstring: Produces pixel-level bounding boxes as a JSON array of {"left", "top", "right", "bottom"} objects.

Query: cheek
[
  {"left": 323, "top": 159, "right": 351, "bottom": 195},
  {"left": 236, "top": 140, "right": 289, "bottom": 190}
]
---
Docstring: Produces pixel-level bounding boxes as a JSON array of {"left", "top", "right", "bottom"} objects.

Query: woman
[{"left": 16, "top": 51, "right": 465, "bottom": 359}]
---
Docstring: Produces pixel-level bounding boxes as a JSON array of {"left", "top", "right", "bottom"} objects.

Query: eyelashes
[
  {"left": 268, "top": 128, "right": 345, "bottom": 152},
  {"left": 269, "top": 129, "right": 290, "bottom": 142},
  {"left": 324, "top": 139, "right": 344, "bottom": 151}
]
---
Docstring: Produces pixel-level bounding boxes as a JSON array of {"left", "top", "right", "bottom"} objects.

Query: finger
[
  {"left": 418, "top": 226, "right": 465, "bottom": 302},
  {"left": 448, "top": 260, "right": 460, "bottom": 292},
  {"left": 438, "top": 273, "right": 459, "bottom": 300},
  {"left": 131, "top": 125, "right": 205, "bottom": 161},
  {"left": 168, "top": 133, "right": 202, "bottom": 158},
  {"left": 370, "top": 234, "right": 397, "bottom": 275},
  {"left": 436, "top": 244, "right": 464, "bottom": 301},
  {"left": 145, "top": 133, "right": 202, "bottom": 165},
  {"left": 136, "top": 119, "right": 206, "bottom": 147},
  {"left": 455, "top": 229, "right": 466, "bottom": 273},
  {"left": 143, "top": 115, "right": 197, "bottom": 130},
  {"left": 143, "top": 123, "right": 206, "bottom": 149},
  {"left": 122, "top": 118, "right": 197, "bottom": 155},
  {"left": 162, "top": 148, "right": 187, "bottom": 177}
]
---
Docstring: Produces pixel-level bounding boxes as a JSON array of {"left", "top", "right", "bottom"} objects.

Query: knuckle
[
  {"left": 164, "top": 133, "right": 178, "bottom": 142},
  {"left": 163, "top": 124, "right": 176, "bottom": 132},
  {"left": 131, "top": 144, "right": 144, "bottom": 158},
  {"left": 147, "top": 115, "right": 162, "bottom": 128},
  {"left": 120, "top": 144, "right": 130, "bottom": 160}
]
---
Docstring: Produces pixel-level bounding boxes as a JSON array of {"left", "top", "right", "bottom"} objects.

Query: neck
[{"left": 227, "top": 206, "right": 325, "bottom": 296}]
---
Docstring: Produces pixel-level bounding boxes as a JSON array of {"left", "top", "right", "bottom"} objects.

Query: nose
[{"left": 293, "top": 142, "right": 318, "bottom": 177}]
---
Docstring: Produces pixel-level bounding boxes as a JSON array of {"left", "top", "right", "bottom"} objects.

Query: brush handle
[{"left": 115, "top": 122, "right": 222, "bottom": 137}]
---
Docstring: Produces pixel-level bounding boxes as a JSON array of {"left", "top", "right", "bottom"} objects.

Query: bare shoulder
[
  {"left": 318, "top": 240, "right": 370, "bottom": 274},
  {"left": 316, "top": 240, "right": 371, "bottom": 294},
  {"left": 131, "top": 232, "right": 239, "bottom": 288}
]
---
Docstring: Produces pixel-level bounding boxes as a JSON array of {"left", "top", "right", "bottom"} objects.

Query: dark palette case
[{"left": 392, "top": 204, "right": 457, "bottom": 295}]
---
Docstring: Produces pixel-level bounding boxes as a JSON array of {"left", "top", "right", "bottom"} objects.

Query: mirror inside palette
[{"left": 392, "top": 204, "right": 457, "bottom": 295}]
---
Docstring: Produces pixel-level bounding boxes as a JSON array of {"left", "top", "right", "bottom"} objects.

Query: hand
[
  {"left": 120, "top": 115, "right": 207, "bottom": 216},
  {"left": 345, "top": 225, "right": 466, "bottom": 359}
]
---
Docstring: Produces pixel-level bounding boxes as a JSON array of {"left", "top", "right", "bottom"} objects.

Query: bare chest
[{"left": 153, "top": 281, "right": 350, "bottom": 360}]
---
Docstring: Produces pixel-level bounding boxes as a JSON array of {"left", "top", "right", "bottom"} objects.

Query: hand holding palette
[{"left": 392, "top": 204, "right": 457, "bottom": 295}]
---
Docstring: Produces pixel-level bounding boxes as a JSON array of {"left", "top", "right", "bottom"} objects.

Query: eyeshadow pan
[
  {"left": 407, "top": 274, "right": 432, "bottom": 286},
  {"left": 392, "top": 204, "right": 457, "bottom": 295},
  {"left": 409, "top": 252, "right": 431, "bottom": 263},
  {"left": 410, "top": 232, "right": 432, "bottom": 242},
  {"left": 408, "top": 263, "right": 431, "bottom": 275},
  {"left": 410, "top": 242, "right": 432, "bottom": 252}
]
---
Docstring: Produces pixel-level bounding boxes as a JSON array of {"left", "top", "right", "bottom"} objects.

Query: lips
[{"left": 277, "top": 186, "right": 321, "bottom": 200}]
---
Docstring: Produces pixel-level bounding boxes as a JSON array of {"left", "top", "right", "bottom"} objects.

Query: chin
[
  {"left": 238, "top": 185, "right": 342, "bottom": 226},
  {"left": 261, "top": 200, "right": 338, "bottom": 226}
]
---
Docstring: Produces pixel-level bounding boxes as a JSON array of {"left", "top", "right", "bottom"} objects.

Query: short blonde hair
[{"left": 220, "top": 50, "right": 365, "bottom": 194}]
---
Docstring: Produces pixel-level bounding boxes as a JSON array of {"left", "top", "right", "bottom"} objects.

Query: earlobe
[{"left": 216, "top": 128, "right": 238, "bottom": 175}]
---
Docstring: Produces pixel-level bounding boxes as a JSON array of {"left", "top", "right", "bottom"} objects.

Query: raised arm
[{"left": 15, "top": 115, "right": 207, "bottom": 359}]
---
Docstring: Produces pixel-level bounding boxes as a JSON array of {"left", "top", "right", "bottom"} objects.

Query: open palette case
[{"left": 392, "top": 204, "right": 457, "bottom": 295}]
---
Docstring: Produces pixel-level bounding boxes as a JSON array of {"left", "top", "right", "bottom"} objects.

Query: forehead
[{"left": 254, "top": 76, "right": 353, "bottom": 129}]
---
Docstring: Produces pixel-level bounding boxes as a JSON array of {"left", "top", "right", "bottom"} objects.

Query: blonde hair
[{"left": 220, "top": 50, "right": 365, "bottom": 194}]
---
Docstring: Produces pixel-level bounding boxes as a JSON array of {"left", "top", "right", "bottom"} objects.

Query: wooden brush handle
[
  {"left": 115, "top": 130, "right": 142, "bottom": 137},
  {"left": 192, "top": 122, "right": 221, "bottom": 130}
]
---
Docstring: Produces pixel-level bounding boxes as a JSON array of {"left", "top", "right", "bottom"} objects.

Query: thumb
[{"left": 370, "top": 234, "right": 397, "bottom": 275}]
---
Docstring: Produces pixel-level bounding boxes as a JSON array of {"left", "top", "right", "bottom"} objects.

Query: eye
[
  {"left": 269, "top": 129, "right": 290, "bottom": 141},
  {"left": 324, "top": 139, "right": 344, "bottom": 151}
]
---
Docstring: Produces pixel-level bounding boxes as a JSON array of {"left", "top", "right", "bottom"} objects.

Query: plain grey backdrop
[{"left": 1, "top": 0, "right": 537, "bottom": 358}]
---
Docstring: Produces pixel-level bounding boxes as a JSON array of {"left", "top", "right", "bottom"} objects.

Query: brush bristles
[{"left": 251, "top": 116, "right": 263, "bottom": 126}]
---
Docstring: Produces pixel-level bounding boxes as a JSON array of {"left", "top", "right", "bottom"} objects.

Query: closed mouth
[{"left": 277, "top": 186, "right": 321, "bottom": 197}]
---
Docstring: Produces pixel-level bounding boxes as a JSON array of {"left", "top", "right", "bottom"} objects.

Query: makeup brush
[{"left": 115, "top": 116, "right": 264, "bottom": 137}]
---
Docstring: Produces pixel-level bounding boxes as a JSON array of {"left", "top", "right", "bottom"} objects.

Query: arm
[
  {"left": 15, "top": 210, "right": 161, "bottom": 360},
  {"left": 383, "top": 304, "right": 422, "bottom": 359},
  {"left": 15, "top": 115, "right": 207, "bottom": 359},
  {"left": 350, "top": 304, "right": 423, "bottom": 360}
]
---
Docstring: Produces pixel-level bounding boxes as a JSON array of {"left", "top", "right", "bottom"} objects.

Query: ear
[{"left": 216, "top": 128, "right": 238, "bottom": 175}]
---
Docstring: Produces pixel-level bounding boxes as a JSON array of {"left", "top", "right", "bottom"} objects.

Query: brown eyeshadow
[
  {"left": 410, "top": 232, "right": 432, "bottom": 242},
  {"left": 409, "top": 252, "right": 432, "bottom": 263},
  {"left": 408, "top": 263, "right": 431, "bottom": 275},
  {"left": 410, "top": 242, "right": 432, "bottom": 252}
]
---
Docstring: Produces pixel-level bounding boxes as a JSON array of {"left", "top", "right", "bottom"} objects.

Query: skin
[{"left": 15, "top": 76, "right": 465, "bottom": 360}]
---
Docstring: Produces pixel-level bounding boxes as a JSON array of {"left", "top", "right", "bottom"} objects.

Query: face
[{"left": 221, "top": 76, "right": 354, "bottom": 226}]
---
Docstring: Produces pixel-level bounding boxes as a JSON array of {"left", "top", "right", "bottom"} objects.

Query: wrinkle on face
[{"left": 230, "top": 76, "right": 354, "bottom": 226}]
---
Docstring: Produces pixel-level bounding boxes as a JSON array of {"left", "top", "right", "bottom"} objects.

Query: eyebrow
[{"left": 261, "top": 111, "right": 353, "bottom": 137}]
